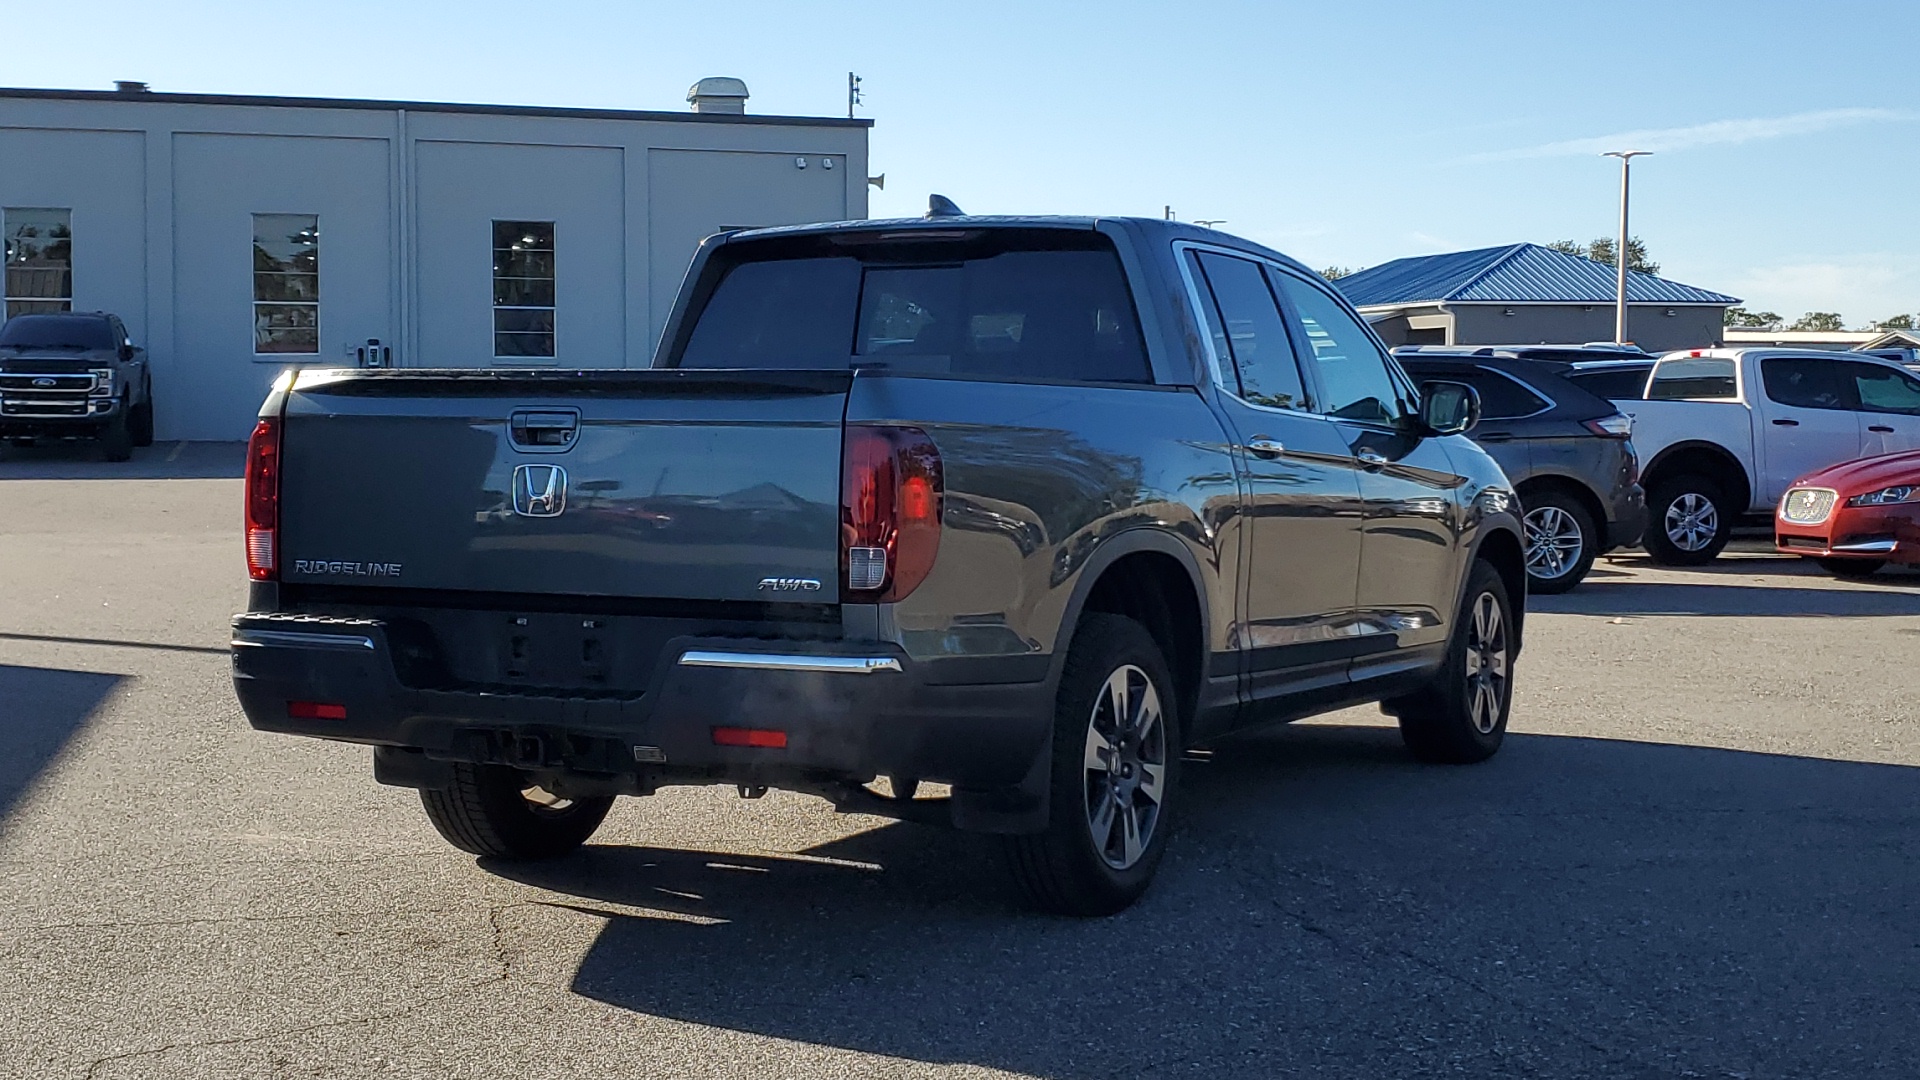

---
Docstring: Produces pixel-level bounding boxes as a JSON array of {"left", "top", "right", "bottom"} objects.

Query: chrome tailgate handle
[{"left": 509, "top": 408, "right": 581, "bottom": 451}]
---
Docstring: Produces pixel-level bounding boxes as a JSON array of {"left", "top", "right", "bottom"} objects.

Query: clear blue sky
[{"left": 11, "top": 0, "right": 1917, "bottom": 324}]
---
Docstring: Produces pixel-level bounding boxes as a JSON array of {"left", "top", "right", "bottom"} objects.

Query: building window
[
  {"left": 3, "top": 208, "right": 74, "bottom": 319},
  {"left": 493, "top": 221, "right": 555, "bottom": 359},
  {"left": 253, "top": 213, "right": 319, "bottom": 355}
]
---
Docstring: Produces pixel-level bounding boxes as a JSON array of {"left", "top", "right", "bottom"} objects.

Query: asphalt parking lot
[{"left": 3, "top": 447, "right": 1918, "bottom": 1079}]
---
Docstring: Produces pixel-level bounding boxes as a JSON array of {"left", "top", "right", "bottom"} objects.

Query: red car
[{"left": 1776, "top": 448, "right": 1920, "bottom": 577}]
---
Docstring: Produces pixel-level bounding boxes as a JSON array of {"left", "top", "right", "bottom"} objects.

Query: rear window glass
[
  {"left": 675, "top": 237, "right": 1151, "bottom": 383},
  {"left": 1566, "top": 365, "right": 1651, "bottom": 399},
  {"left": 1647, "top": 357, "right": 1737, "bottom": 400},
  {"left": 0, "top": 314, "right": 114, "bottom": 350}
]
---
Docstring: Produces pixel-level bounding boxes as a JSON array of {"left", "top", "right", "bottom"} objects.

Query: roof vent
[
  {"left": 114, "top": 80, "right": 150, "bottom": 94},
  {"left": 686, "top": 77, "right": 749, "bottom": 115}
]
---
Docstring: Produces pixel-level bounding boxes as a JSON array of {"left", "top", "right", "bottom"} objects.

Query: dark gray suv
[{"left": 1398, "top": 354, "right": 1646, "bottom": 592}]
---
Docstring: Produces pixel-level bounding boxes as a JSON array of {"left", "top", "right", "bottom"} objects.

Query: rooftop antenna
[
  {"left": 1164, "top": 205, "right": 1175, "bottom": 221},
  {"left": 926, "top": 194, "right": 966, "bottom": 218},
  {"left": 848, "top": 72, "right": 862, "bottom": 119}
]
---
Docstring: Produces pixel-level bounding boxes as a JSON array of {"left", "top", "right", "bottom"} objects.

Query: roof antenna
[{"left": 926, "top": 194, "right": 966, "bottom": 219}]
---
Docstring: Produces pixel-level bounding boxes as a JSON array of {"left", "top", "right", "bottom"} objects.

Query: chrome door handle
[
  {"left": 1357, "top": 449, "right": 1388, "bottom": 469},
  {"left": 1244, "top": 437, "right": 1285, "bottom": 459}
]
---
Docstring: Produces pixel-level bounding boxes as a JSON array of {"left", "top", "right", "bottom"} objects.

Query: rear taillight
[
  {"left": 245, "top": 417, "right": 281, "bottom": 580},
  {"left": 841, "top": 425, "right": 943, "bottom": 602},
  {"left": 1583, "top": 413, "right": 1634, "bottom": 439}
]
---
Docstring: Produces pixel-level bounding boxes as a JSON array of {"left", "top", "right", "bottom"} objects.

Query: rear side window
[
  {"left": 1761, "top": 357, "right": 1854, "bottom": 411},
  {"left": 676, "top": 237, "right": 1150, "bottom": 383},
  {"left": 0, "top": 314, "right": 114, "bottom": 350},
  {"left": 1566, "top": 365, "right": 1651, "bottom": 400},
  {"left": 1405, "top": 365, "right": 1548, "bottom": 420},
  {"left": 1647, "top": 357, "right": 1737, "bottom": 400}
]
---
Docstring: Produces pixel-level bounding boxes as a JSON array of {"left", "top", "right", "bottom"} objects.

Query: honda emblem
[{"left": 511, "top": 464, "right": 567, "bottom": 517}]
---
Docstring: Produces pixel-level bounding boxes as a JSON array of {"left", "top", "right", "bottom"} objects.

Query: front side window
[
  {"left": 253, "top": 214, "right": 318, "bottom": 354},
  {"left": 3, "top": 207, "right": 73, "bottom": 320},
  {"left": 494, "top": 221, "right": 555, "bottom": 359},
  {"left": 1273, "top": 275, "right": 1405, "bottom": 425},
  {"left": 1189, "top": 252, "right": 1309, "bottom": 411},
  {"left": 676, "top": 234, "right": 1150, "bottom": 383},
  {"left": 1760, "top": 357, "right": 1852, "bottom": 411},
  {"left": 1848, "top": 362, "right": 1920, "bottom": 415}
]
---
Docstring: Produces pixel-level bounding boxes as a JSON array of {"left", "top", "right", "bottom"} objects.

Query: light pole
[{"left": 1601, "top": 150, "right": 1652, "bottom": 344}]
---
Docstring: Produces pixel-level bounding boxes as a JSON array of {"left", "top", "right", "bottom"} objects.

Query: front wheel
[
  {"left": 420, "top": 763, "right": 614, "bottom": 859},
  {"left": 130, "top": 386, "right": 155, "bottom": 447},
  {"left": 1643, "top": 475, "right": 1732, "bottom": 566},
  {"left": 1521, "top": 490, "right": 1596, "bottom": 594},
  {"left": 1387, "top": 560, "right": 1515, "bottom": 764},
  {"left": 1005, "top": 614, "right": 1179, "bottom": 916},
  {"left": 98, "top": 409, "right": 133, "bottom": 462},
  {"left": 1818, "top": 557, "right": 1886, "bottom": 579}
]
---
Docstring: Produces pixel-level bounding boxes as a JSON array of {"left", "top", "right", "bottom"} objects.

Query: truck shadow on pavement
[
  {"left": 0, "top": 664, "right": 123, "bottom": 820},
  {"left": 1532, "top": 576, "right": 1920, "bottom": 618},
  {"left": 493, "top": 724, "right": 1920, "bottom": 1078}
]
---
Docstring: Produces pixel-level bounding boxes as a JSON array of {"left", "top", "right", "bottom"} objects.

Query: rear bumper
[{"left": 230, "top": 612, "right": 1053, "bottom": 804}]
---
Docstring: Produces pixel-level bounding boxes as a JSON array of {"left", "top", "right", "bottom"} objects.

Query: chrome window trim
[
  {"left": 1170, "top": 240, "right": 1339, "bottom": 425},
  {"left": 677, "top": 650, "right": 903, "bottom": 674}
]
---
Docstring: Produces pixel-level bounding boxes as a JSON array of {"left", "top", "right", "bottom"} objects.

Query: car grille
[
  {"left": 0, "top": 372, "right": 102, "bottom": 418},
  {"left": 1781, "top": 488, "right": 1837, "bottom": 525}
]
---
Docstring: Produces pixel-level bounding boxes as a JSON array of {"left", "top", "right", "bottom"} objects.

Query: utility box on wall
[{"left": 0, "top": 84, "right": 871, "bottom": 440}]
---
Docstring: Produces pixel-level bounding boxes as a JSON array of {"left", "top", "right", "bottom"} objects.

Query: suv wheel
[
  {"left": 1006, "top": 614, "right": 1178, "bottom": 916},
  {"left": 99, "top": 408, "right": 134, "bottom": 462},
  {"left": 1521, "top": 490, "right": 1596, "bottom": 593},
  {"left": 420, "top": 762, "right": 614, "bottom": 859},
  {"left": 1644, "top": 474, "right": 1732, "bottom": 566},
  {"left": 1388, "top": 560, "right": 1514, "bottom": 764}
]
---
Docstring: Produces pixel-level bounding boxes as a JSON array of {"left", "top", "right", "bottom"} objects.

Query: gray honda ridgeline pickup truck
[{"left": 233, "top": 213, "right": 1525, "bottom": 915}]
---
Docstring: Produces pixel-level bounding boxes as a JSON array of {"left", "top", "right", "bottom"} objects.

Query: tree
[
  {"left": 1875, "top": 314, "right": 1914, "bottom": 330},
  {"left": 1319, "top": 266, "right": 1355, "bottom": 281},
  {"left": 1789, "top": 312, "right": 1846, "bottom": 332},
  {"left": 1546, "top": 238, "right": 1658, "bottom": 274},
  {"left": 1724, "top": 307, "right": 1783, "bottom": 329}
]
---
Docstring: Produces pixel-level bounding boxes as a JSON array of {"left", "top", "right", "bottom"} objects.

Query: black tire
[
  {"left": 1643, "top": 474, "right": 1732, "bottom": 566},
  {"left": 1818, "top": 557, "right": 1886, "bottom": 579},
  {"left": 419, "top": 762, "right": 614, "bottom": 859},
  {"left": 1519, "top": 488, "right": 1597, "bottom": 594},
  {"left": 1388, "top": 560, "right": 1515, "bottom": 764},
  {"left": 1005, "top": 614, "right": 1180, "bottom": 917},
  {"left": 130, "top": 385, "right": 155, "bottom": 447},
  {"left": 99, "top": 409, "right": 133, "bottom": 462}
]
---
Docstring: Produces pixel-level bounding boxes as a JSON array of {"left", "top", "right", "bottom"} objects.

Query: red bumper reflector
[
  {"left": 711, "top": 726, "right": 788, "bottom": 749},
  {"left": 288, "top": 701, "right": 348, "bottom": 721}
]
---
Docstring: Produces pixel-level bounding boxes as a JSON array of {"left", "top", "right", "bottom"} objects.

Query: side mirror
[
  {"left": 1419, "top": 380, "right": 1480, "bottom": 436},
  {"left": 119, "top": 343, "right": 135, "bottom": 362}
]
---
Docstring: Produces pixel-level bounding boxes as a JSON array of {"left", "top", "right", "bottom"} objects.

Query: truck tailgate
[{"left": 276, "top": 369, "right": 850, "bottom": 603}]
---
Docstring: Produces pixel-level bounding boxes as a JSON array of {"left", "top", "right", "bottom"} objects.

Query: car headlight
[
  {"left": 89, "top": 368, "right": 114, "bottom": 397},
  {"left": 1846, "top": 485, "right": 1917, "bottom": 507}
]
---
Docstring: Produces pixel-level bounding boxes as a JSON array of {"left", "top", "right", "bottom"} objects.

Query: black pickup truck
[
  {"left": 0, "top": 311, "right": 155, "bottom": 460},
  {"left": 232, "top": 212, "right": 1525, "bottom": 914}
]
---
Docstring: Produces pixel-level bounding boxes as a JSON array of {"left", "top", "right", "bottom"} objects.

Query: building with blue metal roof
[{"left": 1335, "top": 243, "right": 1740, "bottom": 352}]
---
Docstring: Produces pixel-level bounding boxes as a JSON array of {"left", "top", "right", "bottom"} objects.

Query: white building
[{"left": 0, "top": 80, "right": 870, "bottom": 439}]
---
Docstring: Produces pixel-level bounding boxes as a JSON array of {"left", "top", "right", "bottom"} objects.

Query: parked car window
[
  {"left": 0, "top": 313, "right": 114, "bottom": 350},
  {"left": 1273, "top": 275, "right": 1404, "bottom": 425},
  {"left": 1565, "top": 364, "right": 1652, "bottom": 400},
  {"left": 1761, "top": 357, "right": 1855, "bottom": 411},
  {"left": 1647, "top": 356, "right": 1737, "bottom": 400},
  {"left": 1192, "top": 252, "right": 1310, "bottom": 411},
  {"left": 1847, "top": 362, "right": 1920, "bottom": 415},
  {"left": 679, "top": 238, "right": 1151, "bottom": 384},
  {"left": 1453, "top": 367, "right": 1550, "bottom": 419}
]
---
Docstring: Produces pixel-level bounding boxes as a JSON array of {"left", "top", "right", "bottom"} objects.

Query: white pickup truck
[{"left": 1618, "top": 348, "right": 1920, "bottom": 563}]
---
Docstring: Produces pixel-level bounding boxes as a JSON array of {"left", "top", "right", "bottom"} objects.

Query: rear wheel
[
  {"left": 1520, "top": 489, "right": 1596, "bottom": 593},
  {"left": 1818, "top": 557, "right": 1886, "bottom": 579},
  {"left": 1644, "top": 474, "right": 1732, "bottom": 565},
  {"left": 1388, "top": 560, "right": 1514, "bottom": 764},
  {"left": 1005, "top": 614, "right": 1178, "bottom": 916},
  {"left": 420, "top": 762, "right": 613, "bottom": 859}
]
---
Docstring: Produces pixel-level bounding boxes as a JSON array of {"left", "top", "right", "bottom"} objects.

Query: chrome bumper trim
[
  {"left": 677, "top": 650, "right": 903, "bottom": 674},
  {"left": 231, "top": 628, "right": 377, "bottom": 652},
  {"left": 1831, "top": 538, "right": 1898, "bottom": 554}
]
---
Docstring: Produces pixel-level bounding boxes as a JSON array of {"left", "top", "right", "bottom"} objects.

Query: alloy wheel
[
  {"left": 1664, "top": 492, "right": 1719, "bottom": 552},
  {"left": 1523, "top": 506, "right": 1585, "bottom": 580},
  {"left": 1462, "top": 592, "right": 1509, "bottom": 735},
  {"left": 1082, "top": 664, "right": 1168, "bottom": 870}
]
